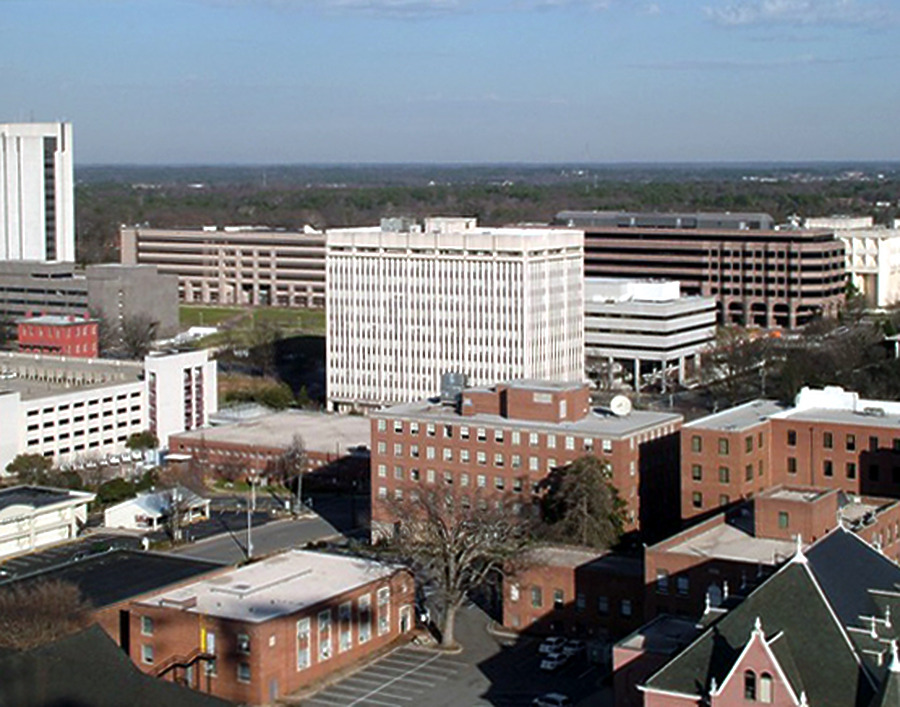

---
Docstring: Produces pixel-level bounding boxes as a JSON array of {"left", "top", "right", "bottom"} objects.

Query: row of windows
[
  {"left": 690, "top": 461, "right": 764, "bottom": 484},
  {"left": 689, "top": 432, "right": 764, "bottom": 455},
  {"left": 509, "top": 583, "right": 633, "bottom": 617},
  {"left": 786, "top": 429, "right": 900, "bottom": 452},
  {"left": 375, "top": 448, "right": 603, "bottom": 474}
]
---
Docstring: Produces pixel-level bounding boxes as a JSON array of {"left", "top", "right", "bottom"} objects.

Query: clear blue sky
[{"left": 2, "top": 0, "right": 897, "bottom": 163}]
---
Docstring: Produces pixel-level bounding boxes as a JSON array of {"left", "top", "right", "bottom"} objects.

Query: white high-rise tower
[
  {"left": 326, "top": 217, "right": 585, "bottom": 411},
  {"left": 0, "top": 122, "right": 75, "bottom": 262}
]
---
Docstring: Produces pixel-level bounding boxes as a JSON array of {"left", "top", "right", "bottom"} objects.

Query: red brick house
[
  {"left": 128, "top": 549, "right": 415, "bottom": 705},
  {"left": 370, "top": 380, "right": 682, "bottom": 539}
]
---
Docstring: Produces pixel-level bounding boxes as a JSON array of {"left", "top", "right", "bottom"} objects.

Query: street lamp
[{"left": 246, "top": 473, "right": 257, "bottom": 560}]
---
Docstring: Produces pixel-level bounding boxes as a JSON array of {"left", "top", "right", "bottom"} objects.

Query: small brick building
[
  {"left": 17, "top": 314, "right": 99, "bottom": 358},
  {"left": 128, "top": 549, "right": 415, "bottom": 705}
]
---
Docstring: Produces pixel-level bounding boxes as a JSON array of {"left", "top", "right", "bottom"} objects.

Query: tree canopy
[
  {"left": 0, "top": 580, "right": 90, "bottom": 650},
  {"left": 539, "top": 456, "right": 627, "bottom": 549},
  {"left": 5, "top": 454, "right": 54, "bottom": 485}
]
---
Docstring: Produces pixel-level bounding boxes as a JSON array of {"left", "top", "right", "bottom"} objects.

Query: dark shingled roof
[
  {"left": 871, "top": 660, "right": 900, "bottom": 707},
  {"left": 0, "top": 550, "right": 223, "bottom": 608},
  {"left": 644, "top": 559, "right": 875, "bottom": 706},
  {"left": 0, "top": 624, "right": 232, "bottom": 707}
]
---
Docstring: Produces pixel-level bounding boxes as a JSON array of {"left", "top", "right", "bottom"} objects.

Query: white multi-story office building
[
  {"left": 0, "top": 349, "right": 217, "bottom": 472},
  {"left": 0, "top": 122, "right": 75, "bottom": 262},
  {"left": 0, "top": 486, "right": 96, "bottom": 560},
  {"left": 584, "top": 278, "right": 716, "bottom": 392},
  {"left": 326, "top": 217, "right": 585, "bottom": 410},
  {"left": 805, "top": 215, "right": 900, "bottom": 307}
]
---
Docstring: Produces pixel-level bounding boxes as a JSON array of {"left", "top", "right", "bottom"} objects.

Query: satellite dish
[{"left": 610, "top": 395, "right": 632, "bottom": 417}]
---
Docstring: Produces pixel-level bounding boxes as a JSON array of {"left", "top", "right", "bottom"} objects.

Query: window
[
  {"left": 565, "top": 436, "right": 575, "bottom": 451},
  {"left": 477, "top": 427, "right": 486, "bottom": 442},
  {"left": 141, "top": 644, "right": 154, "bottom": 664},
  {"left": 461, "top": 472, "right": 469, "bottom": 487},
  {"left": 394, "top": 466, "right": 403, "bottom": 480},
  {"left": 237, "top": 662, "right": 251, "bottom": 683},
  {"left": 425, "top": 469, "right": 435, "bottom": 483},
  {"left": 656, "top": 570, "right": 669, "bottom": 594},
  {"left": 529, "top": 432, "right": 539, "bottom": 446},
  {"left": 205, "top": 632, "right": 217, "bottom": 675},
  {"left": 393, "top": 420, "right": 403, "bottom": 434},
  {"left": 597, "top": 596, "right": 609, "bottom": 615},
  {"left": 847, "top": 462, "right": 857, "bottom": 479},
  {"left": 512, "top": 431, "right": 521, "bottom": 445},
  {"left": 823, "top": 460, "right": 833, "bottom": 477},
  {"left": 745, "top": 436, "right": 753, "bottom": 453},
  {"left": 553, "top": 589, "right": 564, "bottom": 609},
  {"left": 576, "top": 592, "right": 585, "bottom": 612},
  {"left": 318, "top": 609, "right": 333, "bottom": 660},
  {"left": 759, "top": 674, "right": 773, "bottom": 703},
  {"left": 477, "top": 474, "right": 486, "bottom": 488},
  {"left": 692, "top": 492, "right": 703, "bottom": 509},
  {"left": 393, "top": 443, "right": 403, "bottom": 457},
  {"left": 547, "top": 434, "right": 557, "bottom": 449},
  {"left": 531, "top": 586, "right": 543, "bottom": 608},
  {"left": 894, "top": 438, "right": 900, "bottom": 452},
  {"left": 339, "top": 602, "right": 352, "bottom": 653},
  {"left": 297, "top": 619, "right": 311, "bottom": 670},
  {"left": 745, "top": 464, "right": 753, "bottom": 482},
  {"left": 823, "top": 432, "right": 833, "bottom": 449},
  {"left": 460, "top": 426, "right": 470, "bottom": 440},
  {"left": 410, "top": 422, "right": 419, "bottom": 435},
  {"left": 510, "top": 584, "right": 520, "bottom": 602},
  {"left": 871, "top": 464, "right": 881, "bottom": 482},
  {"left": 410, "top": 445, "right": 419, "bottom": 458},
  {"left": 476, "top": 451, "right": 487, "bottom": 466},
  {"left": 377, "top": 587, "right": 390, "bottom": 636},
  {"left": 692, "top": 464, "right": 702, "bottom": 481},
  {"left": 778, "top": 511, "right": 789, "bottom": 529},
  {"left": 787, "top": 430, "right": 797, "bottom": 446},
  {"left": 494, "top": 453, "right": 504, "bottom": 467},
  {"left": 870, "top": 436, "right": 880, "bottom": 451},
  {"left": 237, "top": 633, "right": 250, "bottom": 654},
  {"left": 719, "top": 494, "right": 730, "bottom": 506},
  {"left": 744, "top": 670, "right": 757, "bottom": 701},
  {"left": 512, "top": 454, "right": 522, "bottom": 469},
  {"left": 444, "top": 425, "right": 453, "bottom": 439},
  {"left": 529, "top": 456, "right": 539, "bottom": 472},
  {"left": 787, "top": 457, "right": 797, "bottom": 474},
  {"left": 426, "top": 423, "right": 435, "bottom": 437},
  {"left": 443, "top": 448, "right": 453, "bottom": 461},
  {"left": 141, "top": 616, "right": 153, "bottom": 636},
  {"left": 358, "top": 595, "right": 371, "bottom": 644},
  {"left": 691, "top": 436, "right": 702, "bottom": 453},
  {"left": 377, "top": 464, "right": 387, "bottom": 478},
  {"left": 377, "top": 419, "right": 386, "bottom": 432},
  {"left": 718, "top": 438, "right": 729, "bottom": 455},
  {"left": 495, "top": 429, "right": 504, "bottom": 443},
  {"left": 846, "top": 434, "right": 856, "bottom": 451},
  {"left": 620, "top": 599, "right": 632, "bottom": 617},
  {"left": 460, "top": 449, "right": 470, "bottom": 463},
  {"left": 719, "top": 466, "right": 730, "bottom": 483},
  {"left": 494, "top": 476, "right": 505, "bottom": 491},
  {"left": 676, "top": 576, "right": 689, "bottom": 596}
]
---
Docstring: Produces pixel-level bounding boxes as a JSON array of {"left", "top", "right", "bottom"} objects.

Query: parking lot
[{"left": 303, "top": 646, "right": 467, "bottom": 707}]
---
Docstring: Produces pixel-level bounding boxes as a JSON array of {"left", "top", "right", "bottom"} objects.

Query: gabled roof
[
  {"left": 0, "top": 624, "right": 230, "bottom": 707},
  {"left": 870, "top": 645, "right": 900, "bottom": 707},
  {"left": 643, "top": 559, "right": 875, "bottom": 706}
]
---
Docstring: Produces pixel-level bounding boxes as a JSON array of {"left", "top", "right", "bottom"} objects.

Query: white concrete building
[
  {"left": 0, "top": 486, "right": 95, "bottom": 560},
  {"left": 805, "top": 215, "right": 900, "bottom": 307},
  {"left": 326, "top": 217, "right": 584, "bottom": 410},
  {"left": 584, "top": 278, "right": 716, "bottom": 391},
  {"left": 0, "top": 123, "right": 75, "bottom": 262},
  {"left": 103, "top": 485, "right": 210, "bottom": 532},
  {"left": 0, "top": 349, "right": 217, "bottom": 472}
]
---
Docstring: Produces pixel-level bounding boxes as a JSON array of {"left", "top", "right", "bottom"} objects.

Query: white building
[
  {"left": 103, "top": 485, "right": 210, "bottom": 532},
  {"left": 0, "top": 122, "right": 75, "bottom": 262},
  {"left": 0, "top": 349, "right": 218, "bottom": 472},
  {"left": 326, "top": 217, "right": 584, "bottom": 410},
  {"left": 0, "top": 486, "right": 95, "bottom": 560},
  {"left": 805, "top": 215, "right": 900, "bottom": 307},
  {"left": 584, "top": 278, "right": 717, "bottom": 391}
]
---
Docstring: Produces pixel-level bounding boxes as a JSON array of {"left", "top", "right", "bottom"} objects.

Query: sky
[{"left": 1, "top": 0, "right": 898, "bottom": 164}]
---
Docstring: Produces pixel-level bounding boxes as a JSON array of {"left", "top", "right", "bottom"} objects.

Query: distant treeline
[{"left": 74, "top": 163, "right": 900, "bottom": 264}]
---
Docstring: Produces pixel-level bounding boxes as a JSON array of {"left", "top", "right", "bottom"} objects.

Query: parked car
[
  {"left": 562, "top": 639, "right": 585, "bottom": 658},
  {"left": 533, "top": 692, "right": 572, "bottom": 707},
  {"left": 538, "top": 636, "right": 567, "bottom": 654},
  {"left": 540, "top": 651, "right": 569, "bottom": 671}
]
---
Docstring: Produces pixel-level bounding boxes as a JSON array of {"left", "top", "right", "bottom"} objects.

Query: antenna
[{"left": 610, "top": 395, "right": 632, "bottom": 417}]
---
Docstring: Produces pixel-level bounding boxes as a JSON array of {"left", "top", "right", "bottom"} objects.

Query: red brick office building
[
  {"left": 128, "top": 549, "right": 415, "bottom": 705},
  {"left": 501, "top": 545, "right": 644, "bottom": 640},
  {"left": 682, "top": 386, "right": 900, "bottom": 522},
  {"left": 17, "top": 314, "right": 99, "bottom": 358},
  {"left": 370, "top": 380, "right": 683, "bottom": 539}
]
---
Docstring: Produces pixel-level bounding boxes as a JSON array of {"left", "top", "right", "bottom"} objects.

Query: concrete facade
[
  {"left": 557, "top": 210, "right": 846, "bottom": 328},
  {"left": 584, "top": 278, "right": 716, "bottom": 391},
  {"left": 0, "top": 261, "right": 179, "bottom": 337},
  {"left": 806, "top": 215, "right": 900, "bottom": 307},
  {"left": 129, "top": 550, "right": 415, "bottom": 705},
  {"left": 326, "top": 217, "right": 585, "bottom": 410},
  {"left": 120, "top": 225, "right": 326, "bottom": 308},
  {"left": 145, "top": 349, "right": 218, "bottom": 449},
  {"left": 0, "top": 122, "right": 74, "bottom": 262},
  {"left": 0, "top": 486, "right": 95, "bottom": 560},
  {"left": 370, "top": 380, "right": 682, "bottom": 536}
]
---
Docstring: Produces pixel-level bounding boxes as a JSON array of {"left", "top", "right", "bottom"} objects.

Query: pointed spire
[
  {"left": 753, "top": 615, "right": 764, "bottom": 637},
  {"left": 887, "top": 605, "right": 893, "bottom": 630},
  {"left": 710, "top": 677, "right": 718, "bottom": 696},
  {"left": 723, "top": 580, "right": 730, "bottom": 599},
  {"left": 791, "top": 533, "right": 808, "bottom": 564},
  {"left": 799, "top": 690, "right": 808, "bottom": 706},
  {"left": 890, "top": 640, "right": 900, "bottom": 674},
  {"left": 704, "top": 591, "right": 711, "bottom": 615}
]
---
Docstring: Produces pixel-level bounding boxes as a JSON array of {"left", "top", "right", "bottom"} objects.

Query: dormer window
[
  {"left": 759, "top": 673, "right": 773, "bottom": 703},
  {"left": 744, "top": 670, "right": 756, "bottom": 700}
]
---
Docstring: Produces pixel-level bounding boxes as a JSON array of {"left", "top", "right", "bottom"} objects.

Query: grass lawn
[
  {"left": 251, "top": 308, "right": 326, "bottom": 335},
  {"left": 180, "top": 305, "right": 245, "bottom": 328},
  {"left": 180, "top": 306, "right": 326, "bottom": 336}
]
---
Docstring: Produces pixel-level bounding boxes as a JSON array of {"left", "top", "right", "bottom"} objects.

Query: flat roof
[
  {"left": 377, "top": 399, "right": 681, "bottom": 439},
  {"left": 138, "top": 549, "right": 400, "bottom": 623},
  {"left": 663, "top": 520, "right": 796, "bottom": 565},
  {"left": 18, "top": 315, "right": 96, "bottom": 326},
  {"left": 685, "top": 399, "right": 786, "bottom": 432},
  {"left": 774, "top": 407, "right": 900, "bottom": 430},
  {"left": 526, "top": 545, "right": 606, "bottom": 568},
  {"left": 617, "top": 614, "right": 701, "bottom": 654},
  {"left": 0, "top": 486, "right": 95, "bottom": 513},
  {"left": 172, "top": 410, "right": 370, "bottom": 454},
  {"left": 0, "top": 352, "right": 143, "bottom": 401},
  {"left": 761, "top": 487, "right": 832, "bottom": 503},
  {"left": 0, "top": 550, "right": 223, "bottom": 608}
]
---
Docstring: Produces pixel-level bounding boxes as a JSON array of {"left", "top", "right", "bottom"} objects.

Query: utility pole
[{"left": 246, "top": 475, "right": 256, "bottom": 559}]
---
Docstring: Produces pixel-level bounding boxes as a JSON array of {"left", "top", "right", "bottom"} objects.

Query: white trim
[
  {"left": 636, "top": 684, "right": 701, "bottom": 700},
  {"left": 711, "top": 624, "right": 800, "bottom": 706}
]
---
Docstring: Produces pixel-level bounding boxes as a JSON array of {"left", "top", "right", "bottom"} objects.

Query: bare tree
[
  {"left": 0, "top": 580, "right": 90, "bottom": 650},
  {"left": 378, "top": 490, "right": 533, "bottom": 648},
  {"left": 271, "top": 434, "right": 307, "bottom": 511},
  {"left": 120, "top": 312, "right": 159, "bottom": 359}
]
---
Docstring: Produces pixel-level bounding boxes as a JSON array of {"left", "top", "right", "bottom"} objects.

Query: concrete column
[
  {"left": 661, "top": 360, "right": 667, "bottom": 393},
  {"left": 678, "top": 356, "right": 686, "bottom": 385},
  {"left": 634, "top": 358, "right": 641, "bottom": 393},
  {"left": 608, "top": 356, "right": 614, "bottom": 389}
]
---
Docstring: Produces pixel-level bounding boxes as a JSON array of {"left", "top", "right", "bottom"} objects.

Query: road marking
[
  {"left": 346, "top": 651, "right": 444, "bottom": 707},
  {"left": 360, "top": 671, "right": 436, "bottom": 686}
]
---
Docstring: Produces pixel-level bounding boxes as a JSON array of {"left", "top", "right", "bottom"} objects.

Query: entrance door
[{"left": 400, "top": 605, "right": 412, "bottom": 633}]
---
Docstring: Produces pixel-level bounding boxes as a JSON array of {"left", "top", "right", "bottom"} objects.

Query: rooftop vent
[{"left": 440, "top": 372, "right": 467, "bottom": 407}]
